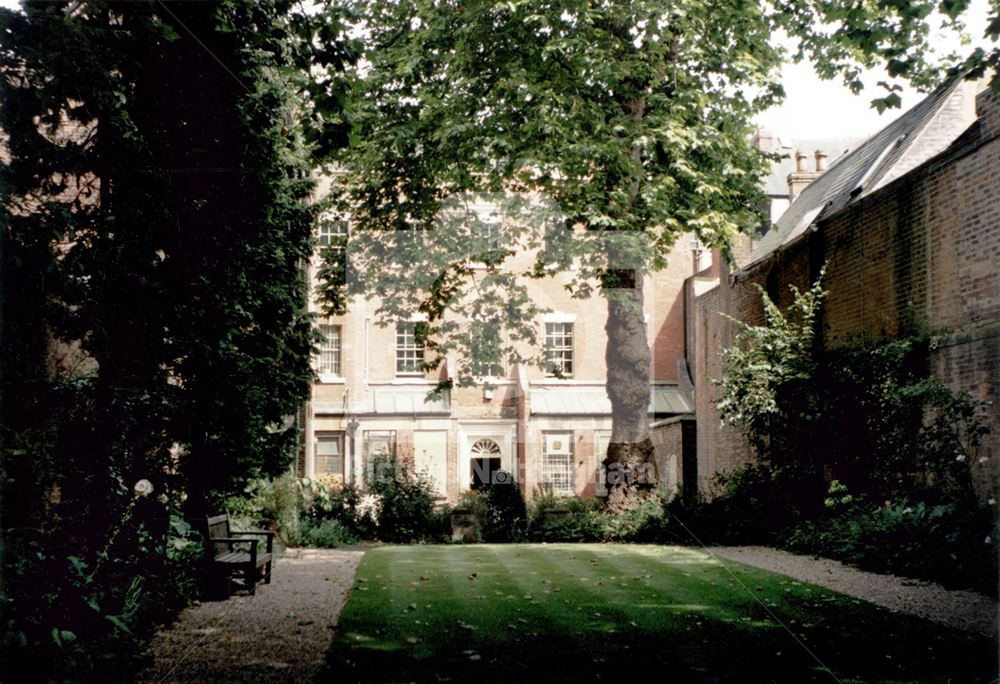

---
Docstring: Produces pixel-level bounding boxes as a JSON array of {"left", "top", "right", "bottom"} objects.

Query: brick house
[
  {"left": 681, "top": 77, "right": 999, "bottom": 496},
  {"left": 300, "top": 193, "right": 700, "bottom": 502}
]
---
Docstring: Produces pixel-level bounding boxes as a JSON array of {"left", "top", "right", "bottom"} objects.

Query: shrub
[
  {"left": 710, "top": 271, "right": 995, "bottom": 591},
  {"left": 786, "top": 482, "right": 999, "bottom": 595},
  {"left": 225, "top": 471, "right": 303, "bottom": 545},
  {"left": 530, "top": 498, "right": 607, "bottom": 542},
  {"left": 302, "top": 518, "right": 359, "bottom": 548},
  {"left": 366, "top": 455, "right": 439, "bottom": 543},
  {"left": 604, "top": 495, "right": 664, "bottom": 542},
  {"left": 476, "top": 473, "right": 528, "bottom": 542},
  {"left": 300, "top": 479, "right": 378, "bottom": 540}
]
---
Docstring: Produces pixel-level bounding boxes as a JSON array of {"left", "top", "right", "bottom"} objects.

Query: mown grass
[{"left": 324, "top": 544, "right": 995, "bottom": 683}]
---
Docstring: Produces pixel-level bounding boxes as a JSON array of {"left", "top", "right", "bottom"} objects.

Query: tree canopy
[{"left": 321, "top": 0, "right": 998, "bottom": 503}]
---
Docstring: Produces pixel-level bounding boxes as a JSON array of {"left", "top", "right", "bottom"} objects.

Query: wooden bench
[{"left": 205, "top": 514, "right": 274, "bottom": 595}]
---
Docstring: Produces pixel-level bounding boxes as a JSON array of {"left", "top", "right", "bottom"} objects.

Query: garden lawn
[{"left": 324, "top": 544, "right": 995, "bottom": 683}]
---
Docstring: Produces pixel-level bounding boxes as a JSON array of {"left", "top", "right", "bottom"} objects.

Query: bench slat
[{"left": 213, "top": 552, "right": 271, "bottom": 565}]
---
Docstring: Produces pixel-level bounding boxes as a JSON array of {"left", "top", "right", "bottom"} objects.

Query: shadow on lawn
[{"left": 321, "top": 545, "right": 996, "bottom": 683}]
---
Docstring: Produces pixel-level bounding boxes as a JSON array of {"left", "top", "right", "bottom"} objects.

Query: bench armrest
[
  {"left": 211, "top": 537, "right": 258, "bottom": 545},
  {"left": 234, "top": 530, "right": 274, "bottom": 553}
]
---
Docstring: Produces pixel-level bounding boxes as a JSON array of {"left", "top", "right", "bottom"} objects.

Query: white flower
[
  {"left": 955, "top": 454, "right": 966, "bottom": 463},
  {"left": 134, "top": 479, "right": 154, "bottom": 497},
  {"left": 979, "top": 457, "right": 988, "bottom": 464},
  {"left": 157, "top": 493, "right": 169, "bottom": 505},
  {"left": 986, "top": 536, "right": 993, "bottom": 545},
  {"left": 988, "top": 498, "right": 996, "bottom": 507}
]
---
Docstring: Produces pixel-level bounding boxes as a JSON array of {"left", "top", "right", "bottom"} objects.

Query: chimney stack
[
  {"left": 787, "top": 150, "right": 819, "bottom": 203},
  {"left": 754, "top": 127, "right": 775, "bottom": 152}
]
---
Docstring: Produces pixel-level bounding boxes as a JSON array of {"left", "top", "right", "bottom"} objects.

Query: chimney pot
[
  {"left": 815, "top": 149, "right": 828, "bottom": 172},
  {"left": 795, "top": 151, "right": 807, "bottom": 172}
]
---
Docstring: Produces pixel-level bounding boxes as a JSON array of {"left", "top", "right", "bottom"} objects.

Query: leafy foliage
[
  {"left": 710, "top": 276, "right": 995, "bottom": 592},
  {"left": 366, "top": 455, "right": 442, "bottom": 543},
  {"left": 0, "top": 1, "right": 349, "bottom": 677},
  {"left": 716, "top": 270, "right": 827, "bottom": 459},
  {"left": 461, "top": 474, "right": 529, "bottom": 542}
]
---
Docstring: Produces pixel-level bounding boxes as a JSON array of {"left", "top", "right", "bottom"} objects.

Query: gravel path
[
  {"left": 140, "top": 548, "right": 364, "bottom": 684},
  {"left": 707, "top": 545, "right": 998, "bottom": 636}
]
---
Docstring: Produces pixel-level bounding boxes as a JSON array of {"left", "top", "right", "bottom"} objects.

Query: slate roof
[
  {"left": 746, "top": 77, "right": 978, "bottom": 268},
  {"left": 759, "top": 136, "right": 860, "bottom": 197},
  {"left": 530, "top": 385, "right": 690, "bottom": 416}
]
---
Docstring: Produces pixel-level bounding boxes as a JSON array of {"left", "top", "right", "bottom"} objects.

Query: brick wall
[
  {"left": 689, "top": 275, "right": 750, "bottom": 490},
  {"left": 650, "top": 417, "right": 697, "bottom": 495},
  {"left": 689, "top": 87, "right": 1000, "bottom": 496}
]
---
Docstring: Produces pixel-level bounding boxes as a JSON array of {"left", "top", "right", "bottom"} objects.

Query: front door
[{"left": 467, "top": 436, "right": 508, "bottom": 488}]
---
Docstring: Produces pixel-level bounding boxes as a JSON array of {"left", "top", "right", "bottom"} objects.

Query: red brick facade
[{"left": 687, "top": 87, "right": 999, "bottom": 496}]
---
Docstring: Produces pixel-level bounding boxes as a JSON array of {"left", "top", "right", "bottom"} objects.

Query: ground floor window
[
  {"left": 595, "top": 431, "right": 611, "bottom": 495},
  {"left": 542, "top": 431, "right": 574, "bottom": 495},
  {"left": 363, "top": 430, "right": 397, "bottom": 484},
  {"left": 315, "top": 431, "right": 345, "bottom": 477}
]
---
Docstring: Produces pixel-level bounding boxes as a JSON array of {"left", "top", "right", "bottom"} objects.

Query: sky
[
  {"left": 0, "top": 0, "right": 991, "bottom": 143},
  {"left": 760, "top": 0, "right": 991, "bottom": 142}
]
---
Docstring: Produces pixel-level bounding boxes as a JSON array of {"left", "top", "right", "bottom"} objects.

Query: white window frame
[
  {"left": 544, "top": 321, "right": 574, "bottom": 377},
  {"left": 594, "top": 431, "right": 611, "bottom": 496},
  {"left": 541, "top": 431, "right": 575, "bottom": 495},
  {"left": 469, "top": 320, "right": 505, "bottom": 380},
  {"left": 317, "top": 213, "right": 349, "bottom": 247},
  {"left": 317, "top": 323, "right": 342, "bottom": 380},
  {"left": 395, "top": 322, "right": 424, "bottom": 376},
  {"left": 314, "top": 431, "right": 345, "bottom": 477},
  {"left": 467, "top": 201, "right": 503, "bottom": 269}
]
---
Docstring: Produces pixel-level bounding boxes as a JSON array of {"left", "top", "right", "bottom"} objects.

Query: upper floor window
[
  {"left": 318, "top": 324, "right": 341, "bottom": 377},
  {"left": 469, "top": 321, "right": 504, "bottom": 379},
  {"left": 396, "top": 321, "right": 426, "bottom": 375},
  {"left": 317, "top": 215, "right": 349, "bottom": 247},
  {"left": 469, "top": 204, "right": 505, "bottom": 266},
  {"left": 544, "top": 322, "right": 574, "bottom": 377}
]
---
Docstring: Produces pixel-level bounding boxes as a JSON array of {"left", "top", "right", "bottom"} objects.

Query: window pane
[
  {"left": 542, "top": 431, "right": 574, "bottom": 495},
  {"left": 318, "top": 324, "right": 341, "bottom": 376},
  {"left": 544, "top": 322, "right": 573, "bottom": 376},
  {"left": 315, "top": 432, "right": 344, "bottom": 476},
  {"left": 317, "top": 215, "right": 348, "bottom": 246},
  {"left": 363, "top": 430, "right": 397, "bottom": 485},
  {"left": 470, "top": 321, "right": 503, "bottom": 378},
  {"left": 396, "top": 322, "right": 424, "bottom": 374}
]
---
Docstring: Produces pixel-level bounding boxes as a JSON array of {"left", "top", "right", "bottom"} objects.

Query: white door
[{"left": 413, "top": 430, "right": 448, "bottom": 497}]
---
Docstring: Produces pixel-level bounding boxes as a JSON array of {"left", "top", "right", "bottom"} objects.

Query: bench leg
[
  {"left": 245, "top": 564, "right": 256, "bottom": 595},
  {"left": 265, "top": 559, "right": 272, "bottom": 584}
]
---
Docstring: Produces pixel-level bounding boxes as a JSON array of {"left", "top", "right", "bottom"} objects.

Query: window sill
[
  {"left": 317, "top": 375, "right": 346, "bottom": 384},
  {"left": 391, "top": 376, "right": 433, "bottom": 385}
]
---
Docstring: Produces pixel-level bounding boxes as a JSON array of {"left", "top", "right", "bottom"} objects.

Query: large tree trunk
[{"left": 602, "top": 272, "right": 656, "bottom": 510}]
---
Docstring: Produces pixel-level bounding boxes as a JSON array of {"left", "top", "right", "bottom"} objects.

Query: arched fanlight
[{"left": 470, "top": 438, "right": 501, "bottom": 455}]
